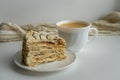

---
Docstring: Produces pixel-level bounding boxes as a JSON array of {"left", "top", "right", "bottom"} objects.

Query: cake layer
[{"left": 22, "top": 41, "right": 66, "bottom": 66}]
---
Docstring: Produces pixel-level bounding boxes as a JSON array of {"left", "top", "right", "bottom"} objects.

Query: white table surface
[{"left": 0, "top": 36, "right": 120, "bottom": 80}]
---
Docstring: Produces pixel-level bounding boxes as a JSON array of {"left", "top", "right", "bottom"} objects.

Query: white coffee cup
[{"left": 56, "top": 20, "right": 98, "bottom": 53}]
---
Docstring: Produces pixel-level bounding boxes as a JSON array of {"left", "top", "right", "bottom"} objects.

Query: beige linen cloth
[
  {"left": 0, "top": 22, "right": 57, "bottom": 42},
  {"left": 93, "top": 11, "right": 120, "bottom": 35}
]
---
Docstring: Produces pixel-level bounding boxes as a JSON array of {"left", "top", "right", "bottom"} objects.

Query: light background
[{"left": 0, "top": 0, "right": 119, "bottom": 24}]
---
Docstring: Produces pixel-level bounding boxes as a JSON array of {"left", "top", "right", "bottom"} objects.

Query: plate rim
[{"left": 13, "top": 49, "right": 77, "bottom": 72}]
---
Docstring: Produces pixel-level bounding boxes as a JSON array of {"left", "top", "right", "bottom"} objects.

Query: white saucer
[{"left": 13, "top": 49, "right": 76, "bottom": 72}]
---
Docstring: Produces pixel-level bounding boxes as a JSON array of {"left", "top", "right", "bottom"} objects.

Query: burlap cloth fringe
[{"left": 93, "top": 11, "right": 120, "bottom": 35}]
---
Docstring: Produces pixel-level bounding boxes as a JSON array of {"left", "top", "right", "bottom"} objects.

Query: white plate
[{"left": 13, "top": 49, "right": 76, "bottom": 72}]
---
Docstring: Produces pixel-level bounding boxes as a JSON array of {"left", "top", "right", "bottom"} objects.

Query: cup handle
[{"left": 88, "top": 27, "right": 98, "bottom": 43}]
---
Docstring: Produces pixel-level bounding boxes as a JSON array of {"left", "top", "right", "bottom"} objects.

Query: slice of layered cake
[{"left": 22, "top": 30, "right": 67, "bottom": 67}]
